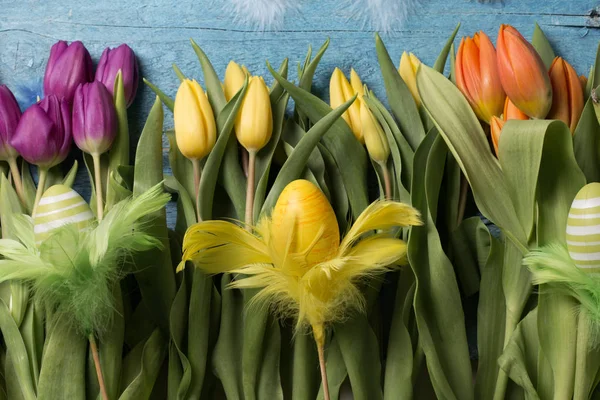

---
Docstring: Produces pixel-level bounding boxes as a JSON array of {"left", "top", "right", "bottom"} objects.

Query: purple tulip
[
  {"left": 72, "top": 81, "right": 117, "bottom": 155},
  {"left": 43, "top": 41, "right": 94, "bottom": 102},
  {"left": 0, "top": 86, "right": 22, "bottom": 160},
  {"left": 11, "top": 95, "right": 72, "bottom": 169},
  {"left": 95, "top": 44, "right": 139, "bottom": 107}
]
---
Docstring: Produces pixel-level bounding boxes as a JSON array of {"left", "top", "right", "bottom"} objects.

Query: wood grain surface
[{"left": 1, "top": 0, "right": 599, "bottom": 225}]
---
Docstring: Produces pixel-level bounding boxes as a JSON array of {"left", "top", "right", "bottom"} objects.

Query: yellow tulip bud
[
  {"left": 360, "top": 101, "right": 390, "bottom": 165},
  {"left": 235, "top": 76, "right": 273, "bottom": 152},
  {"left": 399, "top": 52, "right": 422, "bottom": 107},
  {"left": 271, "top": 179, "right": 340, "bottom": 268},
  {"left": 224, "top": 61, "right": 248, "bottom": 102},
  {"left": 174, "top": 79, "right": 216, "bottom": 160},
  {"left": 330, "top": 68, "right": 364, "bottom": 143},
  {"left": 350, "top": 69, "right": 365, "bottom": 96}
]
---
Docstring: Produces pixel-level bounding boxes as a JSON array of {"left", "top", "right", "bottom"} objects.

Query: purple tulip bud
[
  {"left": 72, "top": 81, "right": 117, "bottom": 155},
  {"left": 0, "top": 86, "right": 22, "bottom": 160},
  {"left": 11, "top": 95, "right": 72, "bottom": 169},
  {"left": 43, "top": 41, "right": 94, "bottom": 102},
  {"left": 95, "top": 44, "right": 139, "bottom": 107}
]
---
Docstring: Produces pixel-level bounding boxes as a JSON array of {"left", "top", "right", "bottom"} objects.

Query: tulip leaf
[
  {"left": 299, "top": 38, "right": 330, "bottom": 92},
  {"left": 132, "top": 96, "right": 176, "bottom": 334},
  {"left": 106, "top": 72, "right": 130, "bottom": 210},
  {"left": 164, "top": 175, "right": 196, "bottom": 230},
  {"left": 286, "top": 333, "right": 319, "bottom": 400},
  {"left": 417, "top": 65, "right": 527, "bottom": 250},
  {"left": 318, "top": 144, "right": 349, "bottom": 232},
  {"left": 383, "top": 268, "right": 415, "bottom": 400},
  {"left": 172, "top": 63, "right": 186, "bottom": 82},
  {"left": 497, "top": 309, "right": 541, "bottom": 400},
  {"left": 267, "top": 62, "right": 369, "bottom": 218},
  {"left": 143, "top": 78, "right": 174, "bottom": 112},
  {"left": 532, "top": 23, "right": 555, "bottom": 70},
  {"left": 449, "top": 218, "right": 485, "bottom": 296},
  {"left": 433, "top": 23, "right": 460, "bottom": 73},
  {"left": 375, "top": 33, "right": 425, "bottom": 151},
  {"left": 0, "top": 174, "right": 24, "bottom": 234},
  {"left": 575, "top": 98, "right": 600, "bottom": 182},
  {"left": 98, "top": 285, "right": 125, "bottom": 400},
  {"left": 119, "top": 328, "right": 168, "bottom": 400},
  {"left": 591, "top": 43, "right": 600, "bottom": 92},
  {"left": 168, "top": 270, "right": 192, "bottom": 399},
  {"left": 199, "top": 79, "right": 248, "bottom": 221},
  {"left": 18, "top": 301, "right": 43, "bottom": 392},
  {"left": 37, "top": 314, "right": 86, "bottom": 400},
  {"left": 165, "top": 131, "right": 195, "bottom": 206},
  {"left": 450, "top": 43, "right": 457, "bottom": 84},
  {"left": 0, "top": 299, "right": 36, "bottom": 400},
  {"left": 407, "top": 131, "right": 473, "bottom": 400},
  {"left": 190, "top": 39, "right": 227, "bottom": 113},
  {"left": 254, "top": 93, "right": 290, "bottom": 221},
  {"left": 270, "top": 58, "right": 289, "bottom": 100},
  {"left": 260, "top": 95, "right": 356, "bottom": 215},
  {"left": 61, "top": 160, "right": 78, "bottom": 188},
  {"left": 19, "top": 161, "right": 35, "bottom": 214}
]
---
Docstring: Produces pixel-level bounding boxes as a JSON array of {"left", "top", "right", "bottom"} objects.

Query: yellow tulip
[
  {"left": 330, "top": 68, "right": 363, "bottom": 143},
  {"left": 360, "top": 101, "right": 390, "bottom": 165},
  {"left": 399, "top": 52, "right": 422, "bottom": 107},
  {"left": 235, "top": 76, "right": 273, "bottom": 152},
  {"left": 224, "top": 60, "right": 249, "bottom": 102},
  {"left": 173, "top": 79, "right": 216, "bottom": 160}
]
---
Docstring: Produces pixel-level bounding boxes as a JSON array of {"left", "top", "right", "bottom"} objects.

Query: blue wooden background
[{"left": 1, "top": 0, "right": 599, "bottom": 225}]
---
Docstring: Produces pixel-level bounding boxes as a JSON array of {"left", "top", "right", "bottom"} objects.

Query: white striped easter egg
[
  {"left": 566, "top": 183, "right": 600, "bottom": 273},
  {"left": 34, "top": 185, "right": 94, "bottom": 244}
]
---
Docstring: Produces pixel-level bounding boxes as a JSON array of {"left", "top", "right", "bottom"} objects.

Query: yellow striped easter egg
[
  {"left": 566, "top": 182, "right": 600, "bottom": 273},
  {"left": 34, "top": 185, "right": 94, "bottom": 244}
]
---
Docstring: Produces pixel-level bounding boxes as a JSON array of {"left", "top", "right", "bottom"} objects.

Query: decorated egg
[
  {"left": 34, "top": 185, "right": 94, "bottom": 244},
  {"left": 566, "top": 182, "right": 600, "bottom": 273}
]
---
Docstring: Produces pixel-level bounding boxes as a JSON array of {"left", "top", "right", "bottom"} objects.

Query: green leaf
[
  {"left": 168, "top": 270, "right": 191, "bottom": 399},
  {"left": 299, "top": 38, "right": 330, "bottom": 92},
  {"left": 37, "top": 314, "right": 86, "bottom": 400},
  {"left": 375, "top": 33, "right": 426, "bottom": 151},
  {"left": 99, "top": 285, "right": 125, "bottom": 400},
  {"left": 573, "top": 98, "right": 600, "bottom": 182},
  {"left": 18, "top": 302, "right": 43, "bottom": 392},
  {"left": 172, "top": 63, "right": 186, "bottom": 82},
  {"left": 164, "top": 175, "right": 196, "bottom": 229},
  {"left": 260, "top": 95, "right": 356, "bottom": 215},
  {"left": 270, "top": 58, "right": 289, "bottom": 99},
  {"left": 0, "top": 174, "right": 24, "bottom": 236},
  {"left": 132, "top": 96, "right": 176, "bottom": 334},
  {"left": 190, "top": 39, "right": 227, "bottom": 113},
  {"left": 0, "top": 299, "right": 35, "bottom": 400},
  {"left": 19, "top": 161, "right": 35, "bottom": 214},
  {"left": 497, "top": 309, "right": 541, "bottom": 400},
  {"left": 417, "top": 65, "right": 528, "bottom": 250},
  {"left": 199, "top": 79, "right": 248, "bottom": 221},
  {"left": 573, "top": 311, "right": 600, "bottom": 400},
  {"left": 318, "top": 144, "right": 349, "bottom": 232},
  {"left": 433, "top": 23, "right": 460, "bottom": 73},
  {"left": 531, "top": 23, "right": 555, "bottom": 69},
  {"left": 267, "top": 63, "right": 368, "bottom": 218},
  {"left": 143, "top": 79, "right": 174, "bottom": 112},
  {"left": 119, "top": 329, "right": 168, "bottom": 400},
  {"left": 61, "top": 161, "right": 78, "bottom": 188},
  {"left": 106, "top": 72, "right": 130, "bottom": 210},
  {"left": 290, "top": 334, "right": 319, "bottom": 400},
  {"left": 407, "top": 131, "right": 473, "bottom": 400},
  {"left": 450, "top": 218, "right": 483, "bottom": 297},
  {"left": 591, "top": 43, "right": 600, "bottom": 91}
]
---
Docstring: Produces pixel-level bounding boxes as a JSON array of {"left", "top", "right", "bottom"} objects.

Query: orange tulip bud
[
  {"left": 455, "top": 32, "right": 506, "bottom": 123},
  {"left": 490, "top": 116, "right": 505, "bottom": 157},
  {"left": 503, "top": 97, "right": 529, "bottom": 121},
  {"left": 496, "top": 24, "right": 552, "bottom": 119},
  {"left": 579, "top": 75, "right": 588, "bottom": 93},
  {"left": 546, "top": 57, "right": 584, "bottom": 133}
]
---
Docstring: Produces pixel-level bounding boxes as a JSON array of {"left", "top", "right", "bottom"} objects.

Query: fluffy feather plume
[
  {"left": 181, "top": 199, "right": 421, "bottom": 335},
  {"left": 345, "top": 0, "right": 422, "bottom": 33},
  {"left": 219, "top": 0, "right": 297, "bottom": 30},
  {"left": 0, "top": 183, "right": 170, "bottom": 336},
  {"left": 524, "top": 244, "right": 600, "bottom": 328}
]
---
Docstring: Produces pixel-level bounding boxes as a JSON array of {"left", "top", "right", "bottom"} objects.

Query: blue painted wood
[{"left": 0, "top": 0, "right": 599, "bottom": 226}]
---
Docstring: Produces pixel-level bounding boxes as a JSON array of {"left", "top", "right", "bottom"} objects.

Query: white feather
[
  {"left": 344, "top": 0, "right": 423, "bottom": 33},
  {"left": 220, "top": 0, "right": 297, "bottom": 30}
]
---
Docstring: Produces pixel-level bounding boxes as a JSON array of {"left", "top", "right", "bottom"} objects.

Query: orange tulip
[
  {"left": 490, "top": 115, "right": 505, "bottom": 157},
  {"left": 503, "top": 97, "right": 529, "bottom": 121},
  {"left": 455, "top": 32, "right": 506, "bottom": 123},
  {"left": 546, "top": 57, "right": 584, "bottom": 133},
  {"left": 496, "top": 25, "right": 552, "bottom": 119},
  {"left": 580, "top": 75, "right": 588, "bottom": 93}
]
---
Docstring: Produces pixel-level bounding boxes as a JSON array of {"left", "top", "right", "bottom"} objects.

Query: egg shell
[
  {"left": 566, "top": 182, "right": 600, "bottom": 273},
  {"left": 34, "top": 185, "right": 94, "bottom": 244}
]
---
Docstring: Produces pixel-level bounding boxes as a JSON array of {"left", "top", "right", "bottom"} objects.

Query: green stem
[
  {"left": 92, "top": 153, "right": 104, "bottom": 221},
  {"left": 7, "top": 157, "right": 26, "bottom": 208},
  {"left": 574, "top": 310, "right": 592, "bottom": 400},
  {"left": 380, "top": 161, "right": 392, "bottom": 200},
  {"left": 32, "top": 168, "right": 48, "bottom": 217},
  {"left": 244, "top": 151, "right": 256, "bottom": 230},
  {"left": 89, "top": 335, "right": 109, "bottom": 400},
  {"left": 456, "top": 173, "right": 468, "bottom": 226},
  {"left": 192, "top": 158, "right": 202, "bottom": 222}
]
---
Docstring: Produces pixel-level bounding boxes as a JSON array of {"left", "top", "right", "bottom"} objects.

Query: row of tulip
[{"left": 0, "top": 20, "right": 598, "bottom": 400}]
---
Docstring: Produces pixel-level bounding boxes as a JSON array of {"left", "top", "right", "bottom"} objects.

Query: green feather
[
  {"left": 0, "top": 183, "right": 170, "bottom": 336},
  {"left": 524, "top": 244, "right": 600, "bottom": 332}
]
